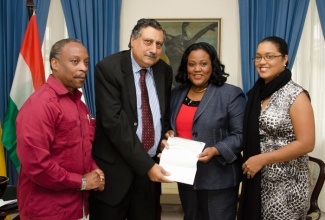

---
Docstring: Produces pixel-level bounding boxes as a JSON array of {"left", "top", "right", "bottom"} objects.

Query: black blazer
[{"left": 91, "top": 50, "right": 172, "bottom": 205}]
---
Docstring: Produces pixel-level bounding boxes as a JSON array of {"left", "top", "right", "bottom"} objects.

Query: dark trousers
[
  {"left": 178, "top": 183, "right": 239, "bottom": 220},
  {"left": 89, "top": 174, "right": 161, "bottom": 220}
]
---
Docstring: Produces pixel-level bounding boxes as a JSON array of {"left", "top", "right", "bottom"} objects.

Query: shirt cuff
[{"left": 67, "top": 172, "right": 83, "bottom": 189}]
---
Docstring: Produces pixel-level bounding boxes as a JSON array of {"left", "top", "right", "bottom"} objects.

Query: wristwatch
[{"left": 80, "top": 176, "right": 87, "bottom": 191}]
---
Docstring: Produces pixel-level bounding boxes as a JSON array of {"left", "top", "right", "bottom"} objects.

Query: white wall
[{"left": 120, "top": 0, "right": 242, "bottom": 88}]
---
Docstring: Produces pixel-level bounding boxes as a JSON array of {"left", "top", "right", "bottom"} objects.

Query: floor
[
  {"left": 161, "top": 204, "right": 183, "bottom": 220},
  {"left": 161, "top": 192, "right": 183, "bottom": 220}
]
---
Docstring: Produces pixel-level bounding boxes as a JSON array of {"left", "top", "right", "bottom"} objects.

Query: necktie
[{"left": 140, "top": 69, "right": 154, "bottom": 151}]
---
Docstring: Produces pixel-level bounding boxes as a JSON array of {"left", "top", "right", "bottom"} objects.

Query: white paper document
[
  {"left": 160, "top": 137, "right": 205, "bottom": 185},
  {"left": 0, "top": 199, "right": 17, "bottom": 207}
]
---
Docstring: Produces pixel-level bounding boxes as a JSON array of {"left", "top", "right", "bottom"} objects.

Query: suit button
[
  {"left": 134, "top": 122, "right": 137, "bottom": 126},
  {"left": 192, "top": 132, "right": 198, "bottom": 137}
]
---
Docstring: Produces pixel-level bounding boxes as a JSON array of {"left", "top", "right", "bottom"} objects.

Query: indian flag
[{"left": 2, "top": 14, "right": 45, "bottom": 172}]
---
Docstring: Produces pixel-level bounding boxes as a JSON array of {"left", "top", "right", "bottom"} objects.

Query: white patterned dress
[{"left": 259, "top": 80, "right": 310, "bottom": 220}]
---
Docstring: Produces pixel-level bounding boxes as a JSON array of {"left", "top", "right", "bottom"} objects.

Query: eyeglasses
[{"left": 252, "top": 54, "right": 284, "bottom": 62}]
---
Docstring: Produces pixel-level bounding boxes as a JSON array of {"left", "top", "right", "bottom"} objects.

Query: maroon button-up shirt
[{"left": 16, "top": 75, "right": 97, "bottom": 219}]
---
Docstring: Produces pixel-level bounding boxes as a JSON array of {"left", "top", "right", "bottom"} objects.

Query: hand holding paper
[{"left": 159, "top": 137, "right": 205, "bottom": 185}]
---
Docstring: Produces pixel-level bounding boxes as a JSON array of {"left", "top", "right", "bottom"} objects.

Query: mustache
[
  {"left": 75, "top": 72, "right": 87, "bottom": 78},
  {"left": 144, "top": 53, "right": 157, "bottom": 59}
]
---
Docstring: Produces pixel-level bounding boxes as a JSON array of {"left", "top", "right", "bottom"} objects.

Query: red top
[
  {"left": 176, "top": 103, "right": 198, "bottom": 139},
  {"left": 16, "top": 75, "right": 98, "bottom": 219}
]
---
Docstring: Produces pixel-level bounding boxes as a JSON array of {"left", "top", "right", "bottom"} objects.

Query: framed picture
[{"left": 157, "top": 18, "right": 222, "bottom": 87}]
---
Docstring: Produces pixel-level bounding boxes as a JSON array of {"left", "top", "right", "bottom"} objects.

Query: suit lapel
[
  {"left": 171, "top": 88, "right": 188, "bottom": 128},
  {"left": 122, "top": 51, "right": 137, "bottom": 117},
  {"left": 152, "top": 63, "right": 165, "bottom": 115},
  {"left": 194, "top": 84, "right": 214, "bottom": 121}
]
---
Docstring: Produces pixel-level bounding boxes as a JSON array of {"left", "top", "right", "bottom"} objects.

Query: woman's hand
[
  {"left": 158, "top": 130, "right": 175, "bottom": 158},
  {"left": 165, "top": 130, "right": 175, "bottom": 139},
  {"left": 242, "top": 154, "right": 266, "bottom": 179},
  {"left": 197, "top": 147, "right": 219, "bottom": 163}
]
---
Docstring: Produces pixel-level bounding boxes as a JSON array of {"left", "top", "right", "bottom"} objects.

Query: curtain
[
  {"left": 238, "top": 0, "right": 309, "bottom": 94},
  {"left": 60, "top": 0, "right": 122, "bottom": 116},
  {"left": 316, "top": 0, "right": 325, "bottom": 39},
  {"left": 0, "top": 0, "right": 50, "bottom": 184},
  {"left": 42, "top": 0, "right": 69, "bottom": 78},
  {"left": 292, "top": 0, "right": 325, "bottom": 211}
]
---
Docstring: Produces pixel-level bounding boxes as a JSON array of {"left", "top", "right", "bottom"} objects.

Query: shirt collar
[
  {"left": 47, "top": 74, "right": 82, "bottom": 101},
  {"left": 130, "top": 52, "right": 151, "bottom": 74}
]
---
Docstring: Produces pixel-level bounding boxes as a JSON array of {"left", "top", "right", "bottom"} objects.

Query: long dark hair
[{"left": 175, "top": 42, "right": 229, "bottom": 87}]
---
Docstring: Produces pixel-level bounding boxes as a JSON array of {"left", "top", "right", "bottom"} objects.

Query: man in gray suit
[{"left": 89, "top": 18, "right": 173, "bottom": 220}]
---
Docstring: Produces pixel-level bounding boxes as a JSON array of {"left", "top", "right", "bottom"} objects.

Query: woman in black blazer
[{"left": 165, "top": 42, "right": 246, "bottom": 220}]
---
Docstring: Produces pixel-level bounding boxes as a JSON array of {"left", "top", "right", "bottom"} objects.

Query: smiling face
[
  {"left": 130, "top": 26, "right": 164, "bottom": 68},
  {"left": 51, "top": 42, "right": 89, "bottom": 92},
  {"left": 255, "top": 41, "right": 288, "bottom": 84},
  {"left": 187, "top": 49, "right": 212, "bottom": 88}
]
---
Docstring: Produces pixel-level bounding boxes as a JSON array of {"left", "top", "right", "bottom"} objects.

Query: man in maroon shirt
[{"left": 16, "top": 38, "right": 104, "bottom": 220}]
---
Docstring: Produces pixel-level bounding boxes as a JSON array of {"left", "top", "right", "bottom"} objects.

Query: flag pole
[{"left": 26, "top": 0, "right": 34, "bottom": 20}]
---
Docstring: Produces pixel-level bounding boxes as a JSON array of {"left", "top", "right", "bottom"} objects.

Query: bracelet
[{"left": 80, "top": 176, "right": 86, "bottom": 191}]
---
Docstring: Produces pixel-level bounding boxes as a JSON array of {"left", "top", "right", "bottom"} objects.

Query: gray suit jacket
[
  {"left": 91, "top": 50, "right": 172, "bottom": 205},
  {"left": 170, "top": 83, "right": 246, "bottom": 189}
]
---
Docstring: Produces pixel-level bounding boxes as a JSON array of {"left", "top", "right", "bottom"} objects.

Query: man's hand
[
  {"left": 147, "top": 164, "right": 173, "bottom": 183},
  {"left": 83, "top": 168, "right": 105, "bottom": 191}
]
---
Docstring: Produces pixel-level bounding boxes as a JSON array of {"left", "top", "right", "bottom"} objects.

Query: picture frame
[{"left": 156, "top": 18, "right": 222, "bottom": 87}]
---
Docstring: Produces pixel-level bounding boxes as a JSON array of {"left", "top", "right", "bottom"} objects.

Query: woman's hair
[
  {"left": 259, "top": 36, "right": 289, "bottom": 66},
  {"left": 175, "top": 42, "right": 229, "bottom": 87},
  {"left": 128, "top": 18, "right": 166, "bottom": 48}
]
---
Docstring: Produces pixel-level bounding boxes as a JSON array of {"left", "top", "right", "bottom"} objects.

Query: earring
[{"left": 284, "top": 64, "right": 286, "bottom": 67}]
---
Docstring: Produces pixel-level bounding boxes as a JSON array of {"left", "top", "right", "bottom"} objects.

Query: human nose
[
  {"left": 194, "top": 64, "right": 201, "bottom": 71},
  {"left": 81, "top": 62, "right": 89, "bottom": 71},
  {"left": 149, "top": 44, "right": 157, "bottom": 54},
  {"left": 80, "top": 62, "right": 88, "bottom": 72}
]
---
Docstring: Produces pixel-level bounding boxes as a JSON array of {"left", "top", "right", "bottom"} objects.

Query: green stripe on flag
[{"left": 2, "top": 98, "right": 20, "bottom": 171}]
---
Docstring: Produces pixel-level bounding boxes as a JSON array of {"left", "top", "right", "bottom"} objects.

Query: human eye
[
  {"left": 265, "top": 55, "right": 275, "bottom": 60},
  {"left": 71, "top": 59, "right": 79, "bottom": 64},
  {"left": 144, "top": 39, "right": 152, "bottom": 45},
  {"left": 188, "top": 62, "right": 195, "bottom": 67},
  {"left": 254, "top": 56, "right": 262, "bottom": 61},
  {"left": 201, "top": 62, "right": 208, "bottom": 67},
  {"left": 156, "top": 42, "right": 163, "bottom": 49}
]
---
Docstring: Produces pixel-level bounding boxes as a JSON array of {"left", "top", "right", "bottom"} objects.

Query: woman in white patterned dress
[{"left": 238, "top": 36, "right": 315, "bottom": 220}]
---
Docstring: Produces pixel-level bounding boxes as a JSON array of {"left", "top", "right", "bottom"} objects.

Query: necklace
[{"left": 192, "top": 87, "right": 207, "bottom": 93}]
